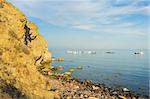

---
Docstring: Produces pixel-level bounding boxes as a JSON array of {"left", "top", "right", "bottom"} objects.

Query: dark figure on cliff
[{"left": 24, "top": 24, "right": 37, "bottom": 45}]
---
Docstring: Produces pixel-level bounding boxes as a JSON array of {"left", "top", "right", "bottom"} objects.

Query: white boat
[
  {"left": 66, "top": 50, "right": 82, "bottom": 54},
  {"left": 140, "top": 51, "right": 144, "bottom": 55},
  {"left": 66, "top": 50, "right": 73, "bottom": 54},
  {"left": 87, "top": 51, "right": 96, "bottom": 54},
  {"left": 134, "top": 51, "right": 144, "bottom": 55},
  {"left": 66, "top": 50, "right": 96, "bottom": 54}
]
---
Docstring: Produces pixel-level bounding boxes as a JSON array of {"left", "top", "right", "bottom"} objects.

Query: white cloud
[
  {"left": 72, "top": 24, "right": 96, "bottom": 30},
  {"left": 8, "top": 0, "right": 149, "bottom": 36}
]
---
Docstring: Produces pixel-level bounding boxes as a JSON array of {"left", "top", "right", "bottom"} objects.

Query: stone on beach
[
  {"left": 63, "top": 72, "right": 72, "bottom": 76},
  {"left": 123, "top": 88, "right": 129, "bottom": 92},
  {"left": 52, "top": 58, "right": 64, "bottom": 62},
  {"left": 56, "top": 66, "right": 64, "bottom": 70},
  {"left": 92, "top": 86, "right": 99, "bottom": 90},
  {"left": 76, "top": 66, "right": 82, "bottom": 70},
  {"left": 69, "top": 69, "right": 75, "bottom": 72},
  {"left": 118, "top": 95, "right": 127, "bottom": 99}
]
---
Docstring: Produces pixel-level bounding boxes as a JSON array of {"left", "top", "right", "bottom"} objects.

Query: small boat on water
[
  {"left": 134, "top": 51, "right": 144, "bottom": 55},
  {"left": 66, "top": 50, "right": 83, "bottom": 54},
  {"left": 85, "top": 51, "right": 96, "bottom": 54},
  {"left": 105, "top": 52, "right": 115, "bottom": 54},
  {"left": 66, "top": 50, "right": 96, "bottom": 54}
]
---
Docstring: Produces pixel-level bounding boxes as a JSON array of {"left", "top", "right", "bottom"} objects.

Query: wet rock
[
  {"left": 132, "top": 96, "right": 136, "bottom": 99},
  {"left": 112, "top": 91, "right": 118, "bottom": 95},
  {"left": 92, "top": 86, "right": 99, "bottom": 90},
  {"left": 56, "top": 66, "right": 64, "bottom": 71},
  {"left": 48, "top": 71, "right": 53, "bottom": 76},
  {"left": 119, "top": 95, "right": 127, "bottom": 99},
  {"left": 73, "top": 85, "right": 79, "bottom": 89},
  {"left": 66, "top": 96, "right": 71, "bottom": 99},
  {"left": 88, "top": 96, "right": 98, "bottom": 99},
  {"left": 53, "top": 58, "right": 64, "bottom": 62},
  {"left": 123, "top": 88, "right": 129, "bottom": 92},
  {"left": 57, "top": 58, "right": 64, "bottom": 61},
  {"left": 69, "top": 69, "right": 75, "bottom": 72},
  {"left": 76, "top": 66, "right": 82, "bottom": 70},
  {"left": 63, "top": 72, "right": 72, "bottom": 76},
  {"left": 80, "top": 94, "right": 84, "bottom": 98}
]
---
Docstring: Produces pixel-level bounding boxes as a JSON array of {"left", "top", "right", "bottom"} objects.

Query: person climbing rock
[{"left": 24, "top": 24, "right": 37, "bottom": 45}]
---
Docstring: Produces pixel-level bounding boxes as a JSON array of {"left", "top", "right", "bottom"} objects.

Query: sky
[{"left": 8, "top": 0, "right": 150, "bottom": 49}]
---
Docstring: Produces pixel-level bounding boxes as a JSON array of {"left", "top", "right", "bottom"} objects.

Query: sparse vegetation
[
  {"left": 24, "top": 24, "right": 37, "bottom": 45},
  {"left": 0, "top": 48, "right": 3, "bottom": 56},
  {"left": 0, "top": 3, "right": 3, "bottom": 8},
  {"left": 21, "top": 45, "right": 30, "bottom": 55},
  {"left": 8, "top": 30, "right": 18, "bottom": 39}
]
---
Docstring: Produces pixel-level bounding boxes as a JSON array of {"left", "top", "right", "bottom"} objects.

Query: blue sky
[{"left": 8, "top": 0, "right": 149, "bottom": 49}]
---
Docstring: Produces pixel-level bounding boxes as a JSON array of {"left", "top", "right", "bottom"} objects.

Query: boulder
[
  {"left": 123, "top": 88, "right": 129, "bottom": 92},
  {"left": 76, "top": 66, "right": 82, "bottom": 70}
]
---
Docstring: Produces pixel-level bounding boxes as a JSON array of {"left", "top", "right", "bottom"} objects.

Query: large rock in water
[{"left": 0, "top": 0, "right": 55, "bottom": 98}]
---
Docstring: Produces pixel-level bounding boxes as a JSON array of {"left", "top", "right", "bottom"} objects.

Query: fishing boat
[{"left": 134, "top": 51, "right": 144, "bottom": 55}]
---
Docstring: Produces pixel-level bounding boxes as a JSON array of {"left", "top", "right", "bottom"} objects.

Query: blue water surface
[{"left": 50, "top": 49, "right": 149, "bottom": 96}]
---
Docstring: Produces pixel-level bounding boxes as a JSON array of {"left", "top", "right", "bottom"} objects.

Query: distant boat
[
  {"left": 87, "top": 51, "right": 96, "bottom": 54},
  {"left": 66, "top": 50, "right": 82, "bottom": 54},
  {"left": 66, "top": 50, "right": 96, "bottom": 54},
  {"left": 105, "top": 52, "right": 115, "bottom": 54},
  {"left": 134, "top": 51, "right": 144, "bottom": 55},
  {"left": 66, "top": 50, "right": 73, "bottom": 54}
]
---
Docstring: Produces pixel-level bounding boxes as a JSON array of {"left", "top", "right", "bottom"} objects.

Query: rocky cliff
[
  {"left": 0, "top": 0, "right": 146, "bottom": 99},
  {"left": 0, "top": 0, "right": 55, "bottom": 98}
]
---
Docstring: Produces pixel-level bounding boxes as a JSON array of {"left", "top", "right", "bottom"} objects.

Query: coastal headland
[{"left": 0, "top": 0, "right": 148, "bottom": 99}]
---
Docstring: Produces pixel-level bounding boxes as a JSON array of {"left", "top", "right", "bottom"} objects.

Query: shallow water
[{"left": 51, "top": 49, "right": 149, "bottom": 96}]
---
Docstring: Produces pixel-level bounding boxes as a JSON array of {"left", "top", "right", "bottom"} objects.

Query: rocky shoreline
[
  {"left": 0, "top": 63, "right": 149, "bottom": 99},
  {"left": 39, "top": 64, "right": 149, "bottom": 99},
  {"left": 0, "top": 0, "right": 149, "bottom": 98}
]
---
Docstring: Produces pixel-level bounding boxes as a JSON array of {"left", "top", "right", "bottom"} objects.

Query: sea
[{"left": 50, "top": 49, "right": 149, "bottom": 96}]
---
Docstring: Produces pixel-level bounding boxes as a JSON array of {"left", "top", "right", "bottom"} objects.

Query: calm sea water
[{"left": 50, "top": 49, "right": 149, "bottom": 96}]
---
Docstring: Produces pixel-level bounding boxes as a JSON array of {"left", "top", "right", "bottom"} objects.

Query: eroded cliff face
[{"left": 0, "top": 0, "right": 54, "bottom": 98}]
